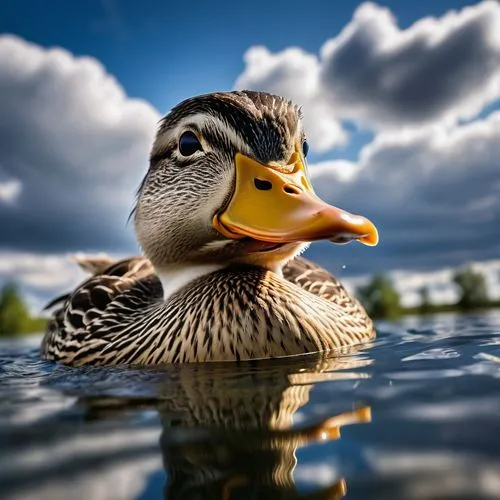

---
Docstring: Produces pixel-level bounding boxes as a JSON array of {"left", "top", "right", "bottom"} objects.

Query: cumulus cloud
[
  {"left": 236, "top": 1, "right": 500, "bottom": 152},
  {"left": 320, "top": 1, "right": 500, "bottom": 128},
  {"left": 236, "top": 47, "right": 347, "bottom": 151},
  {"left": 0, "top": 35, "right": 160, "bottom": 253},
  {"left": 306, "top": 109, "right": 500, "bottom": 274},
  {"left": 2, "top": 6, "right": 500, "bottom": 301},
  {"left": 0, "top": 251, "right": 94, "bottom": 313},
  {"left": 309, "top": 159, "right": 362, "bottom": 183},
  {"left": 0, "top": 251, "right": 134, "bottom": 314}
]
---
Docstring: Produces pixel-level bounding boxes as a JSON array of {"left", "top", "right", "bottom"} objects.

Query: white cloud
[
  {"left": 342, "top": 259, "right": 500, "bottom": 308},
  {"left": 469, "top": 260, "right": 500, "bottom": 301},
  {"left": 0, "top": 35, "right": 160, "bottom": 253},
  {"left": 5, "top": 248, "right": 499, "bottom": 316},
  {"left": 391, "top": 268, "right": 459, "bottom": 308},
  {"left": 0, "top": 251, "right": 124, "bottom": 313},
  {"left": 0, "top": 179, "right": 21, "bottom": 204},
  {"left": 320, "top": 1, "right": 500, "bottom": 128},
  {"left": 0, "top": 251, "right": 87, "bottom": 290},
  {"left": 236, "top": 46, "right": 347, "bottom": 151},
  {"left": 309, "top": 159, "right": 362, "bottom": 183},
  {"left": 236, "top": 1, "right": 500, "bottom": 152},
  {"left": 1, "top": 9, "right": 500, "bottom": 294},
  {"left": 236, "top": 1, "right": 500, "bottom": 274},
  {"left": 237, "top": 46, "right": 319, "bottom": 103},
  {"left": 306, "top": 109, "right": 500, "bottom": 274}
]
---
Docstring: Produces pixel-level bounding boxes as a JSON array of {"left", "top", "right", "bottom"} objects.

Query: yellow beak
[{"left": 212, "top": 152, "right": 378, "bottom": 246}]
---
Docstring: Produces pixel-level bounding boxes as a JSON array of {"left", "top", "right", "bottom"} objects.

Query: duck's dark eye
[
  {"left": 179, "top": 131, "right": 203, "bottom": 156},
  {"left": 302, "top": 140, "right": 309, "bottom": 158}
]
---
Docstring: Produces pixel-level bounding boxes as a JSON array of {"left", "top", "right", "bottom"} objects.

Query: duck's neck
[
  {"left": 156, "top": 259, "right": 287, "bottom": 302},
  {"left": 156, "top": 264, "right": 225, "bottom": 302}
]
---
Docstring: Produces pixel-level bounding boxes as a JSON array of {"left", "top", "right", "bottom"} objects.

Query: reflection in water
[
  {"left": 4, "top": 312, "right": 500, "bottom": 499},
  {"left": 77, "top": 353, "right": 372, "bottom": 499}
]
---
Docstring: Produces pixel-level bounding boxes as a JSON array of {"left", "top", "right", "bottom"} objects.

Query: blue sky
[
  {"left": 0, "top": 0, "right": 481, "bottom": 134},
  {"left": 1, "top": 0, "right": 500, "bottom": 308}
]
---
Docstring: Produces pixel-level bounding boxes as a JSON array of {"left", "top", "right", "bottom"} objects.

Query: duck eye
[
  {"left": 302, "top": 140, "right": 309, "bottom": 158},
  {"left": 179, "top": 131, "right": 203, "bottom": 156}
]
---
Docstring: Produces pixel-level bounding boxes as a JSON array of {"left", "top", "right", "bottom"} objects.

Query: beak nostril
[
  {"left": 254, "top": 178, "right": 272, "bottom": 191},
  {"left": 283, "top": 184, "right": 301, "bottom": 195}
]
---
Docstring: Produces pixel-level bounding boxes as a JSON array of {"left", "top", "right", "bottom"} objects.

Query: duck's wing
[
  {"left": 41, "top": 256, "right": 160, "bottom": 365},
  {"left": 43, "top": 292, "right": 72, "bottom": 311},
  {"left": 282, "top": 256, "right": 359, "bottom": 308},
  {"left": 72, "top": 255, "right": 153, "bottom": 278},
  {"left": 70, "top": 254, "right": 116, "bottom": 275},
  {"left": 43, "top": 256, "right": 155, "bottom": 312},
  {"left": 42, "top": 255, "right": 153, "bottom": 313}
]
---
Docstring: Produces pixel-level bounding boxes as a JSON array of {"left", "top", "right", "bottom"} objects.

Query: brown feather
[{"left": 41, "top": 256, "right": 374, "bottom": 366}]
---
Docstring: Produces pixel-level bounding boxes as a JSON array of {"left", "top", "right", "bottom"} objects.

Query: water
[{"left": 1, "top": 312, "right": 500, "bottom": 500}]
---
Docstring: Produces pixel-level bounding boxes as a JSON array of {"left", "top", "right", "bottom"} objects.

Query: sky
[{"left": 1, "top": 0, "right": 500, "bottom": 309}]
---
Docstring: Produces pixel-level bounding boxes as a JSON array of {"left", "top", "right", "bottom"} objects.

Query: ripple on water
[
  {"left": 402, "top": 348, "right": 462, "bottom": 361},
  {"left": 1, "top": 312, "right": 500, "bottom": 499}
]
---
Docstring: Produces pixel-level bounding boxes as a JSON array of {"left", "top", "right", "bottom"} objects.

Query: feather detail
[{"left": 41, "top": 256, "right": 374, "bottom": 366}]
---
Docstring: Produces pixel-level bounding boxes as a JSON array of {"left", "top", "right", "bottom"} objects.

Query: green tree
[
  {"left": 0, "top": 282, "right": 30, "bottom": 336},
  {"left": 356, "top": 275, "right": 402, "bottom": 319},
  {"left": 419, "top": 285, "right": 433, "bottom": 314},
  {"left": 453, "top": 266, "right": 488, "bottom": 310}
]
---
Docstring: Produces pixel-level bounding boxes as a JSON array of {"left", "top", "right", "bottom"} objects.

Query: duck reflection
[{"left": 78, "top": 352, "right": 373, "bottom": 499}]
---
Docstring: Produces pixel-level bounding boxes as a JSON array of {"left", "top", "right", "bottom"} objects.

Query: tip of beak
[
  {"left": 328, "top": 213, "right": 379, "bottom": 247},
  {"left": 343, "top": 212, "right": 379, "bottom": 247},
  {"left": 359, "top": 225, "right": 379, "bottom": 246}
]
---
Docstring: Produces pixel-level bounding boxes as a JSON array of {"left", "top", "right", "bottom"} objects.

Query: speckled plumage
[
  {"left": 42, "top": 255, "right": 374, "bottom": 365},
  {"left": 42, "top": 91, "right": 375, "bottom": 366}
]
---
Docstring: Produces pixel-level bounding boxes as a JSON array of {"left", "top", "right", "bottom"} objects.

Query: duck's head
[{"left": 135, "top": 91, "right": 377, "bottom": 275}]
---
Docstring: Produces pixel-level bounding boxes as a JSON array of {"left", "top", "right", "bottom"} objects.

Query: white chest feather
[{"left": 157, "top": 264, "right": 224, "bottom": 302}]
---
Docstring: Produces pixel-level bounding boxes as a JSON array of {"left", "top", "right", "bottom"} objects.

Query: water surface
[{"left": 1, "top": 311, "right": 500, "bottom": 499}]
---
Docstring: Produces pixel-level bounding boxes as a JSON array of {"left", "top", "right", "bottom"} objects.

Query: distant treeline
[
  {"left": 0, "top": 265, "right": 498, "bottom": 336},
  {"left": 0, "top": 283, "right": 47, "bottom": 336},
  {"left": 356, "top": 266, "right": 498, "bottom": 319}
]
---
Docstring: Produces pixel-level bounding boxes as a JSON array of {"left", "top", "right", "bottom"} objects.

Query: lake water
[{"left": 1, "top": 311, "right": 500, "bottom": 500}]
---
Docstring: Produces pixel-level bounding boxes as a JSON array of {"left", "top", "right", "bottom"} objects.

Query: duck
[{"left": 41, "top": 90, "right": 378, "bottom": 366}]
